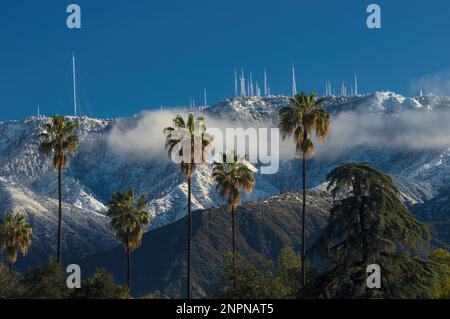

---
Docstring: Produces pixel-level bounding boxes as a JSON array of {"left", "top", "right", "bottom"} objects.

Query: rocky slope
[{"left": 1, "top": 91, "right": 450, "bottom": 270}]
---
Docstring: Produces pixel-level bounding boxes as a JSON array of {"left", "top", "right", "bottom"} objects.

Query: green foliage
[
  {"left": 0, "top": 263, "right": 23, "bottom": 298},
  {"left": 1, "top": 263, "right": 130, "bottom": 299},
  {"left": 39, "top": 115, "right": 79, "bottom": 170},
  {"left": 217, "top": 253, "right": 285, "bottom": 299},
  {"left": 275, "top": 247, "right": 301, "bottom": 297},
  {"left": 428, "top": 249, "right": 450, "bottom": 299},
  {"left": 305, "top": 253, "right": 441, "bottom": 299},
  {"left": 22, "top": 261, "right": 71, "bottom": 299},
  {"left": 323, "top": 163, "right": 429, "bottom": 257},
  {"left": 217, "top": 247, "right": 308, "bottom": 299},
  {"left": 71, "top": 268, "right": 131, "bottom": 299},
  {"left": 310, "top": 163, "right": 433, "bottom": 298}
]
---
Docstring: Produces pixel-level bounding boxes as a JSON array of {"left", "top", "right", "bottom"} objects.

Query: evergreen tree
[
  {"left": 218, "top": 253, "right": 284, "bottom": 299},
  {"left": 310, "top": 163, "right": 435, "bottom": 298},
  {"left": 71, "top": 268, "right": 131, "bottom": 299},
  {"left": 23, "top": 261, "right": 71, "bottom": 299},
  {"left": 0, "top": 263, "right": 23, "bottom": 298},
  {"left": 275, "top": 246, "right": 302, "bottom": 297}
]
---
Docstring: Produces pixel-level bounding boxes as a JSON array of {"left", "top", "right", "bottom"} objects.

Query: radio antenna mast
[{"left": 72, "top": 51, "right": 78, "bottom": 116}]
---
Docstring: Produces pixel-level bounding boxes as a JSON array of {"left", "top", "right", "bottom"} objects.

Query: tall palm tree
[
  {"left": 212, "top": 152, "right": 255, "bottom": 256},
  {"left": 106, "top": 188, "right": 150, "bottom": 291},
  {"left": 278, "top": 92, "right": 330, "bottom": 287},
  {"left": 0, "top": 211, "right": 32, "bottom": 273},
  {"left": 39, "top": 115, "right": 79, "bottom": 264},
  {"left": 163, "top": 113, "right": 213, "bottom": 299}
]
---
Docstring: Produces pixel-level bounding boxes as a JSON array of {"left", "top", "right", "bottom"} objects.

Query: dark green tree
[
  {"left": 275, "top": 246, "right": 302, "bottom": 297},
  {"left": 0, "top": 263, "right": 23, "bottom": 298},
  {"left": 218, "top": 253, "right": 284, "bottom": 299},
  {"left": 279, "top": 92, "right": 330, "bottom": 286},
  {"left": 310, "top": 163, "right": 436, "bottom": 298},
  {"left": 23, "top": 261, "right": 71, "bottom": 299},
  {"left": 71, "top": 268, "right": 131, "bottom": 299}
]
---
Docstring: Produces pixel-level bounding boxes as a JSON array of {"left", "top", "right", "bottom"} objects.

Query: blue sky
[{"left": 1, "top": 0, "right": 450, "bottom": 120}]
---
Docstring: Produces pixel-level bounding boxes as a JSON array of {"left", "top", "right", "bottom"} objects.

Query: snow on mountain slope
[
  {"left": 206, "top": 96, "right": 288, "bottom": 122},
  {"left": 0, "top": 178, "right": 116, "bottom": 269},
  {"left": 321, "top": 91, "right": 450, "bottom": 114},
  {"left": 0, "top": 114, "right": 281, "bottom": 267},
  {"left": 2, "top": 91, "right": 450, "bottom": 268},
  {"left": 148, "top": 165, "right": 280, "bottom": 229}
]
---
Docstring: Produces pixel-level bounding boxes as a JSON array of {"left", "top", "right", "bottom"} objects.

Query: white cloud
[
  {"left": 107, "top": 107, "right": 450, "bottom": 164},
  {"left": 314, "top": 109, "right": 450, "bottom": 159},
  {"left": 411, "top": 69, "right": 450, "bottom": 96}
]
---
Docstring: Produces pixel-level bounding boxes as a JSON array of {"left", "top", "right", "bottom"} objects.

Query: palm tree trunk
[
  {"left": 232, "top": 206, "right": 236, "bottom": 257},
  {"left": 57, "top": 165, "right": 62, "bottom": 264},
  {"left": 231, "top": 205, "right": 236, "bottom": 290},
  {"left": 127, "top": 246, "right": 131, "bottom": 292},
  {"left": 301, "top": 150, "right": 307, "bottom": 287},
  {"left": 187, "top": 177, "right": 192, "bottom": 299}
]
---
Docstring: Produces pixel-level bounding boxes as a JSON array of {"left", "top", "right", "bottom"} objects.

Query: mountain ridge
[{"left": 1, "top": 91, "right": 450, "bottom": 270}]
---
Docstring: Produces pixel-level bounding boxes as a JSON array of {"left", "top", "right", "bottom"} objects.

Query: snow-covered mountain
[{"left": 2, "top": 91, "right": 450, "bottom": 268}]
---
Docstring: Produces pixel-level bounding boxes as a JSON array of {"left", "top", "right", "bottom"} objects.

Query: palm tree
[
  {"left": 106, "top": 188, "right": 150, "bottom": 292},
  {"left": 39, "top": 115, "right": 79, "bottom": 264},
  {"left": 212, "top": 152, "right": 255, "bottom": 256},
  {"left": 0, "top": 211, "right": 32, "bottom": 273},
  {"left": 163, "top": 113, "right": 213, "bottom": 299},
  {"left": 278, "top": 92, "right": 330, "bottom": 287}
]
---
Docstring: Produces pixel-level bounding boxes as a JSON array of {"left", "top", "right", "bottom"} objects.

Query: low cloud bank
[
  {"left": 106, "top": 108, "right": 450, "bottom": 163},
  {"left": 106, "top": 110, "right": 269, "bottom": 161},
  {"left": 315, "top": 109, "right": 450, "bottom": 158}
]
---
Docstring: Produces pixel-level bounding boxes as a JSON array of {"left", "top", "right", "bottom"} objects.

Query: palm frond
[
  {"left": 106, "top": 188, "right": 151, "bottom": 252},
  {"left": 39, "top": 115, "right": 79, "bottom": 170},
  {"left": 278, "top": 91, "right": 331, "bottom": 157}
]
